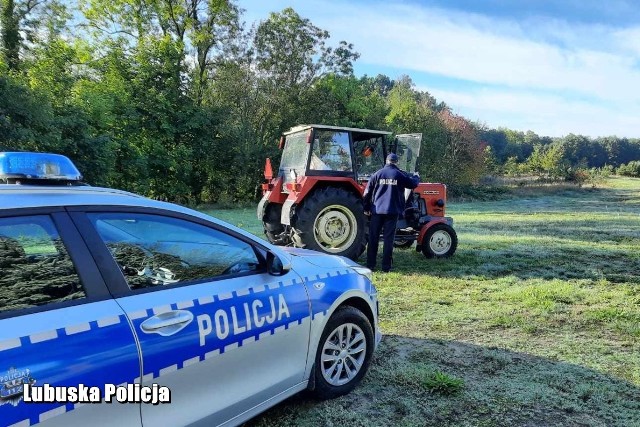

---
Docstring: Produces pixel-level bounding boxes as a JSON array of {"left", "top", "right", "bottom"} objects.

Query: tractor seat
[
  {"left": 402, "top": 188, "right": 418, "bottom": 220},
  {"left": 402, "top": 206, "right": 418, "bottom": 221}
]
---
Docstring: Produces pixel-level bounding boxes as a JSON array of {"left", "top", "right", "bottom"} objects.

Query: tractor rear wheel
[
  {"left": 421, "top": 223, "right": 457, "bottom": 258},
  {"left": 293, "top": 188, "right": 367, "bottom": 260}
]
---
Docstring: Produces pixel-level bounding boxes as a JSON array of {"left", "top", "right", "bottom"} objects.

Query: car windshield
[{"left": 279, "top": 130, "right": 310, "bottom": 185}]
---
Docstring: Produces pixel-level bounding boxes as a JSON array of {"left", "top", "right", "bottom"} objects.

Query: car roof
[
  {"left": 0, "top": 185, "right": 154, "bottom": 209},
  {"left": 284, "top": 124, "right": 392, "bottom": 136},
  {"left": 0, "top": 184, "right": 210, "bottom": 217},
  {"left": 0, "top": 184, "right": 265, "bottom": 243}
]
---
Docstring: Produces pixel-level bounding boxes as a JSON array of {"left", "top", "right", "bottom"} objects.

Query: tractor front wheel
[
  {"left": 293, "top": 188, "right": 367, "bottom": 260},
  {"left": 421, "top": 223, "right": 457, "bottom": 258}
]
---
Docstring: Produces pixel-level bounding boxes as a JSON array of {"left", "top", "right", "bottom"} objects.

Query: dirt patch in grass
[{"left": 246, "top": 336, "right": 640, "bottom": 427}]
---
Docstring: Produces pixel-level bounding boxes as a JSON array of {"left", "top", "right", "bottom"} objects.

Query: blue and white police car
[{"left": 0, "top": 152, "right": 380, "bottom": 427}]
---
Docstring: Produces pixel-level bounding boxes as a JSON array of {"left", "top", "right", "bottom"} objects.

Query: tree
[
  {"left": 253, "top": 7, "right": 358, "bottom": 87},
  {"left": 1, "top": 0, "right": 20, "bottom": 70},
  {"left": 362, "top": 73, "right": 394, "bottom": 98},
  {"left": 385, "top": 75, "right": 421, "bottom": 131},
  {"left": 198, "top": 7, "right": 361, "bottom": 202},
  {"left": 437, "top": 109, "right": 486, "bottom": 187},
  {"left": 0, "top": 73, "right": 52, "bottom": 146},
  {"left": 5, "top": 1, "right": 638, "bottom": 204},
  {"left": 80, "top": 0, "right": 241, "bottom": 102},
  {"left": 303, "top": 74, "right": 387, "bottom": 129},
  {"left": 539, "top": 144, "right": 566, "bottom": 178},
  {"left": 617, "top": 161, "right": 640, "bottom": 177},
  {"left": 384, "top": 76, "right": 455, "bottom": 184},
  {"left": 247, "top": 7, "right": 359, "bottom": 142},
  {"left": 1, "top": 0, "right": 68, "bottom": 70}
]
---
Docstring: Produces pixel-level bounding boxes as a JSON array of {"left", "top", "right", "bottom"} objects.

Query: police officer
[{"left": 363, "top": 153, "right": 420, "bottom": 272}]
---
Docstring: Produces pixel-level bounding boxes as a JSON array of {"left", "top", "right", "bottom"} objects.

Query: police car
[{"left": 0, "top": 152, "right": 381, "bottom": 427}]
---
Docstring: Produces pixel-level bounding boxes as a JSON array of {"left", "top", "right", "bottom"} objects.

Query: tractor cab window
[
  {"left": 394, "top": 133, "right": 423, "bottom": 173},
  {"left": 354, "top": 136, "right": 385, "bottom": 180},
  {"left": 310, "top": 131, "right": 352, "bottom": 172},
  {"left": 280, "top": 130, "right": 310, "bottom": 185}
]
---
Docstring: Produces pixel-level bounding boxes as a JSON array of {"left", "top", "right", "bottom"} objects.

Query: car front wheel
[{"left": 312, "top": 306, "right": 374, "bottom": 399}]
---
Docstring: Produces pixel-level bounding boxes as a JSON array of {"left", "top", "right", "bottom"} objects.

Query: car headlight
[{"left": 350, "top": 266, "right": 373, "bottom": 282}]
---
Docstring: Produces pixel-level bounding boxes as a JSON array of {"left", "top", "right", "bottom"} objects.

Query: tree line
[
  {"left": 1, "top": 1, "right": 638, "bottom": 204},
  {"left": 483, "top": 129, "right": 640, "bottom": 179}
]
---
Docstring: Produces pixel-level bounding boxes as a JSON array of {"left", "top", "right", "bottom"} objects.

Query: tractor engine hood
[{"left": 281, "top": 247, "right": 359, "bottom": 269}]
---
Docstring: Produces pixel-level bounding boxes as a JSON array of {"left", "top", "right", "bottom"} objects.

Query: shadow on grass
[
  {"left": 244, "top": 335, "right": 640, "bottom": 427},
  {"left": 454, "top": 185, "right": 640, "bottom": 210},
  {"left": 463, "top": 217, "right": 640, "bottom": 242},
  {"left": 361, "top": 182, "right": 640, "bottom": 283},
  {"left": 379, "top": 243, "right": 640, "bottom": 284}
]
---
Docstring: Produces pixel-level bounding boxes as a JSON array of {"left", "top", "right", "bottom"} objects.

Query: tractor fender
[
  {"left": 416, "top": 217, "right": 454, "bottom": 250},
  {"left": 280, "top": 176, "right": 364, "bottom": 226},
  {"left": 258, "top": 192, "right": 287, "bottom": 222},
  {"left": 259, "top": 177, "right": 287, "bottom": 222},
  {"left": 257, "top": 192, "right": 270, "bottom": 220},
  {"left": 281, "top": 199, "right": 296, "bottom": 225}
]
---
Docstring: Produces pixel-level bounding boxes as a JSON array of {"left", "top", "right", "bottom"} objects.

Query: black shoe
[{"left": 381, "top": 268, "right": 391, "bottom": 273}]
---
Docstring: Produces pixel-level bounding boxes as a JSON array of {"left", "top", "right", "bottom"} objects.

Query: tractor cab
[
  {"left": 277, "top": 125, "right": 392, "bottom": 190},
  {"left": 258, "top": 124, "right": 457, "bottom": 261},
  {"left": 277, "top": 125, "right": 423, "bottom": 188}
]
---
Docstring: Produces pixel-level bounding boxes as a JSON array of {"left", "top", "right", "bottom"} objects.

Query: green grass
[
  {"left": 204, "top": 176, "right": 640, "bottom": 427},
  {"left": 423, "top": 371, "right": 465, "bottom": 395}
]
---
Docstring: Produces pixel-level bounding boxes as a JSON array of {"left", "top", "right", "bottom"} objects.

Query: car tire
[{"left": 312, "top": 306, "right": 374, "bottom": 400}]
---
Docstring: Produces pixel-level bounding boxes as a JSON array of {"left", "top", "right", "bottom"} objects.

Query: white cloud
[
  {"left": 239, "top": 0, "right": 640, "bottom": 136},
  {"left": 318, "top": 2, "right": 640, "bottom": 102},
  {"left": 427, "top": 87, "right": 639, "bottom": 137},
  {"left": 614, "top": 27, "right": 640, "bottom": 56}
]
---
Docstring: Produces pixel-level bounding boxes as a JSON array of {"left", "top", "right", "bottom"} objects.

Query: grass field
[{"left": 209, "top": 176, "right": 640, "bottom": 427}]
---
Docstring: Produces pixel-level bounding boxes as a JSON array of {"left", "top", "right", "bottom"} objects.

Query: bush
[
  {"left": 566, "top": 168, "right": 589, "bottom": 186},
  {"left": 617, "top": 161, "right": 640, "bottom": 177}
]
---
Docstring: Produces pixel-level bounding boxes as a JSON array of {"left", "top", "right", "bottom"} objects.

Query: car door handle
[{"left": 140, "top": 310, "right": 194, "bottom": 336}]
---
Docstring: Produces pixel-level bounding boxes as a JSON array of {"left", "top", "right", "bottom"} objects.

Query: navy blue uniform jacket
[{"left": 363, "top": 164, "right": 420, "bottom": 215}]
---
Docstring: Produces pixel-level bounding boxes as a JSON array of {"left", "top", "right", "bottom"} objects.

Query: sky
[{"left": 237, "top": 0, "right": 640, "bottom": 138}]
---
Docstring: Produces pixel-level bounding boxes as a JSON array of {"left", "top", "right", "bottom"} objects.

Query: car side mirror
[{"left": 267, "top": 251, "right": 290, "bottom": 276}]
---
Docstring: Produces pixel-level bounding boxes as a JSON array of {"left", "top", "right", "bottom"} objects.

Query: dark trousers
[{"left": 366, "top": 213, "right": 398, "bottom": 272}]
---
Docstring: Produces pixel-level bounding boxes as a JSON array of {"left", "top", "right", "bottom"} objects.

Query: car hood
[{"left": 281, "top": 247, "right": 358, "bottom": 269}]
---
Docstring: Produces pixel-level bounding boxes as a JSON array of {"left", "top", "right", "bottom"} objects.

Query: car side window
[
  {"left": 0, "top": 215, "right": 85, "bottom": 313},
  {"left": 88, "top": 213, "right": 262, "bottom": 290}
]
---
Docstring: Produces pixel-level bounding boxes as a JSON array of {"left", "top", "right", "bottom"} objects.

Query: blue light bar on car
[{"left": 0, "top": 152, "right": 83, "bottom": 181}]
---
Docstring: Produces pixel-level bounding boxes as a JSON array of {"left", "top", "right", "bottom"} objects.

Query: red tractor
[{"left": 257, "top": 124, "right": 457, "bottom": 261}]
